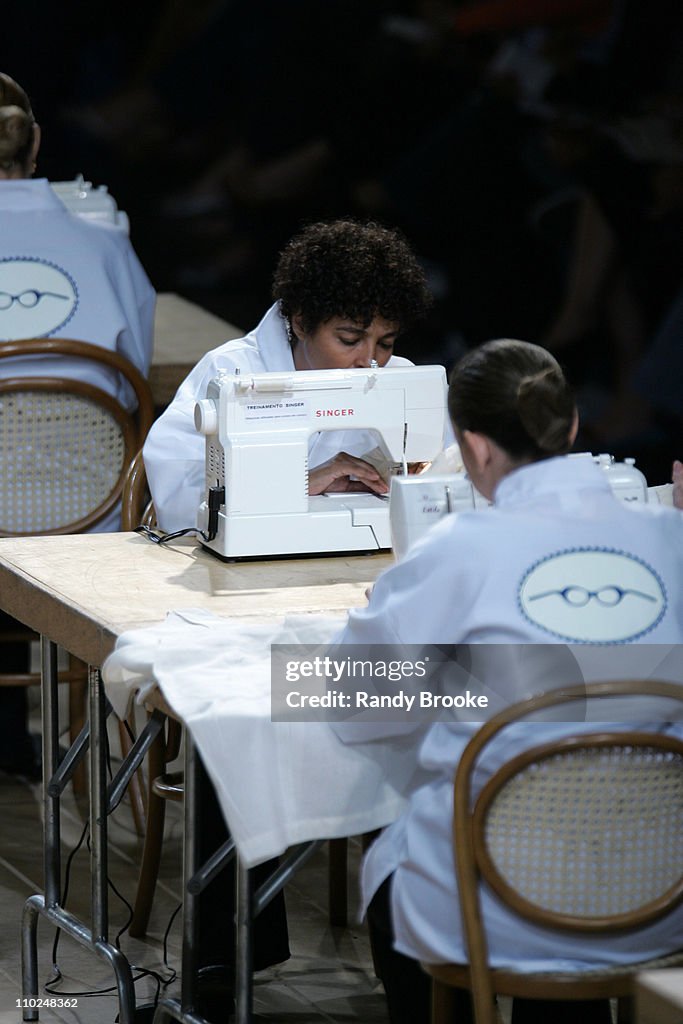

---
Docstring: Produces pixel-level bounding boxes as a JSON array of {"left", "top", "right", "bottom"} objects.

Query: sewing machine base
[{"left": 198, "top": 493, "right": 392, "bottom": 560}]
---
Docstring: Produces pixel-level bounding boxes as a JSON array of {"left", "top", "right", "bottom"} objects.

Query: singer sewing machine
[
  {"left": 390, "top": 452, "right": 672, "bottom": 560},
  {"left": 194, "top": 364, "right": 447, "bottom": 559},
  {"left": 50, "top": 175, "right": 130, "bottom": 232}
]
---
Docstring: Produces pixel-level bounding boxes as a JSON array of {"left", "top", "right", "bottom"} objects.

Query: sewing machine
[
  {"left": 390, "top": 453, "right": 663, "bottom": 560},
  {"left": 194, "top": 364, "right": 448, "bottom": 559},
  {"left": 50, "top": 175, "right": 130, "bottom": 232}
]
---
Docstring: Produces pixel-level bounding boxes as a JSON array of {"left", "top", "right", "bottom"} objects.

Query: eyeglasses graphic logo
[
  {"left": 518, "top": 548, "right": 667, "bottom": 642},
  {"left": 0, "top": 258, "right": 79, "bottom": 338},
  {"left": 528, "top": 585, "right": 657, "bottom": 608}
]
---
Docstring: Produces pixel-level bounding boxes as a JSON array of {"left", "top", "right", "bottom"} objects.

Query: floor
[{"left": 0, "top": 699, "right": 390, "bottom": 1024}]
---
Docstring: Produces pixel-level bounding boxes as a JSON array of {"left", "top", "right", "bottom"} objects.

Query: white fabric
[
  {"left": 143, "top": 302, "right": 422, "bottom": 532},
  {"left": 0, "top": 179, "right": 155, "bottom": 410},
  {"left": 102, "top": 608, "right": 427, "bottom": 867},
  {"left": 332, "top": 455, "right": 683, "bottom": 970}
]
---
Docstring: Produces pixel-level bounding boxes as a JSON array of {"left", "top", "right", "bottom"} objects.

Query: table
[
  {"left": 151, "top": 293, "right": 243, "bottom": 406},
  {"left": 0, "top": 533, "right": 392, "bottom": 1024},
  {"left": 637, "top": 969, "right": 683, "bottom": 1024}
]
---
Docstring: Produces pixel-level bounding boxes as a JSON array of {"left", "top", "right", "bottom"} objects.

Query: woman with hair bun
[
  {"left": 0, "top": 73, "right": 154, "bottom": 410},
  {"left": 0, "top": 73, "right": 155, "bottom": 778},
  {"left": 0, "top": 76, "right": 39, "bottom": 177},
  {"left": 446, "top": 337, "right": 579, "bottom": 499},
  {"left": 333, "top": 338, "right": 683, "bottom": 1024}
]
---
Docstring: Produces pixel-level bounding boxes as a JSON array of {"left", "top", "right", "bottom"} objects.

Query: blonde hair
[{"left": 0, "top": 73, "right": 35, "bottom": 174}]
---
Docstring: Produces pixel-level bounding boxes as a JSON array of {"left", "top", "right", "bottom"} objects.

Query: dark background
[{"left": 3, "top": 0, "right": 682, "bottom": 482}]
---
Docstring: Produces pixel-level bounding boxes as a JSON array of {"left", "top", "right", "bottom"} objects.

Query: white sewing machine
[
  {"left": 390, "top": 452, "right": 669, "bottom": 560},
  {"left": 50, "top": 175, "right": 130, "bottom": 233},
  {"left": 194, "top": 364, "right": 447, "bottom": 559}
]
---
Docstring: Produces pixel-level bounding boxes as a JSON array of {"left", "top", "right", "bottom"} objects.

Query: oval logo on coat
[
  {"left": 0, "top": 257, "right": 78, "bottom": 339},
  {"left": 518, "top": 548, "right": 667, "bottom": 643}
]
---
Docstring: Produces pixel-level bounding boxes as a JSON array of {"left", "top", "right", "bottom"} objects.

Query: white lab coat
[
  {"left": 0, "top": 178, "right": 155, "bottom": 410},
  {"left": 144, "top": 302, "right": 418, "bottom": 532},
  {"left": 334, "top": 455, "right": 683, "bottom": 970}
]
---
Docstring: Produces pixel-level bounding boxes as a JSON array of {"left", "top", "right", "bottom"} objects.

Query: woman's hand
[{"left": 309, "top": 453, "right": 389, "bottom": 495}]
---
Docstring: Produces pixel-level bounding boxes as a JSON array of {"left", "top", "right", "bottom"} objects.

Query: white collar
[
  {"left": 494, "top": 455, "right": 612, "bottom": 507},
  {"left": 0, "top": 178, "right": 66, "bottom": 214},
  {"left": 251, "top": 302, "right": 295, "bottom": 372}
]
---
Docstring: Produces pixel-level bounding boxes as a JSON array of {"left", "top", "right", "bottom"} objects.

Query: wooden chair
[
  {"left": 118, "top": 450, "right": 186, "bottom": 934},
  {"left": 121, "top": 447, "right": 156, "bottom": 531},
  {"left": 121, "top": 450, "right": 355, "bottom": 935},
  {"left": 0, "top": 339, "right": 154, "bottom": 792},
  {"left": 424, "top": 679, "right": 683, "bottom": 1024}
]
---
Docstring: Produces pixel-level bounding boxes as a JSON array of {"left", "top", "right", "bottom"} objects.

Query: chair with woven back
[
  {"left": 424, "top": 679, "right": 683, "bottom": 1024},
  {"left": 0, "top": 337, "right": 154, "bottom": 794}
]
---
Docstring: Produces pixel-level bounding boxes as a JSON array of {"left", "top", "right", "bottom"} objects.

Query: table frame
[
  {"left": 2, "top": 534, "right": 387, "bottom": 1024},
  {"left": 20, "top": 638, "right": 325, "bottom": 1024},
  {"left": 22, "top": 645, "right": 138, "bottom": 1023}
]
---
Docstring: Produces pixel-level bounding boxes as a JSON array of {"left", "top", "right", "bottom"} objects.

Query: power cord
[
  {"left": 135, "top": 525, "right": 209, "bottom": 544},
  {"left": 44, "top": 821, "right": 179, "bottom": 1002},
  {"left": 43, "top": 724, "right": 181, "bottom": 1006},
  {"left": 135, "top": 484, "right": 225, "bottom": 544}
]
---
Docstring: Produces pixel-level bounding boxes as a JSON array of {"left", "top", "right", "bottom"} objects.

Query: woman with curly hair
[{"left": 144, "top": 218, "right": 434, "bottom": 531}]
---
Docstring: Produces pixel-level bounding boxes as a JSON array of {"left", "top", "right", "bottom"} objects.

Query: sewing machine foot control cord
[
  {"left": 206, "top": 484, "right": 225, "bottom": 540},
  {"left": 135, "top": 485, "right": 225, "bottom": 545}
]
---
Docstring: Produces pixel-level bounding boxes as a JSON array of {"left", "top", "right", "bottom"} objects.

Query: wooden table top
[
  {"left": 636, "top": 968, "right": 683, "bottom": 1024},
  {"left": 0, "top": 532, "right": 392, "bottom": 666},
  {"left": 150, "top": 292, "right": 243, "bottom": 406}
]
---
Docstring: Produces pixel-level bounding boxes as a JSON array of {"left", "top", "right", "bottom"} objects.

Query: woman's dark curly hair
[{"left": 272, "top": 219, "right": 432, "bottom": 338}]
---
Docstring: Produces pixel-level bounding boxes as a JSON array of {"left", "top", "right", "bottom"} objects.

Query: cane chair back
[
  {"left": 0, "top": 338, "right": 154, "bottom": 534},
  {"left": 0, "top": 340, "right": 154, "bottom": 791},
  {"left": 121, "top": 448, "right": 157, "bottom": 531},
  {"left": 425, "top": 680, "right": 683, "bottom": 1024}
]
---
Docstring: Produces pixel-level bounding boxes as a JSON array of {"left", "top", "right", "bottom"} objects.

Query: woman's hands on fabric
[{"left": 309, "top": 452, "right": 389, "bottom": 495}]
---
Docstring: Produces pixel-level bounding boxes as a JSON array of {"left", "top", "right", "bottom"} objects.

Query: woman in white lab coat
[
  {"left": 333, "top": 338, "right": 683, "bottom": 1024},
  {"left": 143, "top": 218, "right": 434, "bottom": 531},
  {"left": 0, "top": 73, "right": 155, "bottom": 409},
  {"left": 0, "top": 73, "right": 156, "bottom": 778},
  {"left": 142, "top": 218, "right": 435, "bottom": 1017}
]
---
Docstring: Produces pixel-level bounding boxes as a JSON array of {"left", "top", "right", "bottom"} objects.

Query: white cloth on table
[{"left": 102, "top": 607, "right": 425, "bottom": 867}]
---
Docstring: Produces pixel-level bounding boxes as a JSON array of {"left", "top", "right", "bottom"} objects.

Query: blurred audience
[{"left": 1, "top": 0, "right": 680, "bottom": 483}]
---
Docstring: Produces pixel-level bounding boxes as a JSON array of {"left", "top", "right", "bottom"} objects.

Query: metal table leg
[
  {"left": 155, "top": 731, "right": 214, "bottom": 1024},
  {"left": 153, "top": 737, "right": 324, "bottom": 1024},
  {"left": 20, "top": 640, "right": 136, "bottom": 1023},
  {"left": 234, "top": 856, "right": 253, "bottom": 1024}
]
